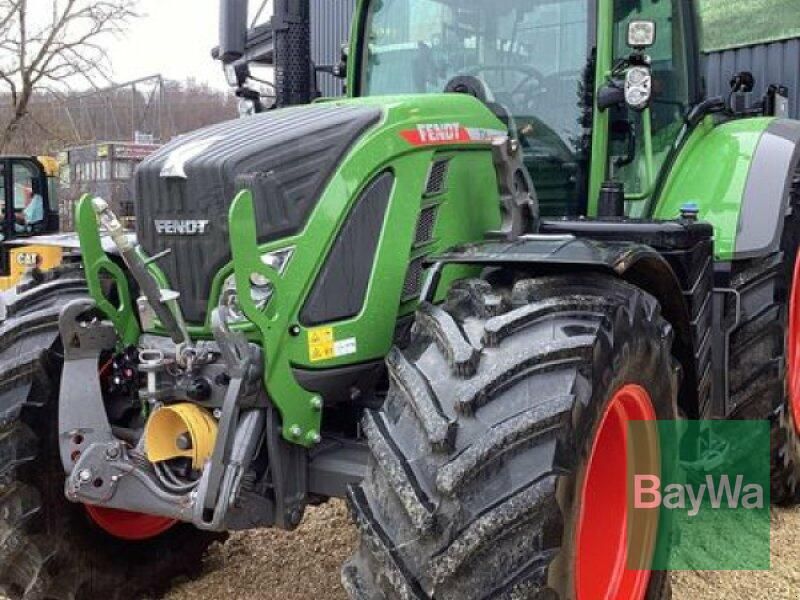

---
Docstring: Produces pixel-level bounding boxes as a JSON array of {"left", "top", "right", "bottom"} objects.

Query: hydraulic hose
[{"left": 91, "top": 197, "right": 189, "bottom": 346}]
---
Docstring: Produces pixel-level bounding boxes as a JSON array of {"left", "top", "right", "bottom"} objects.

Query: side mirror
[
  {"left": 627, "top": 20, "right": 656, "bottom": 51},
  {"left": 218, "top": 0, "right": 248, "bottom": 63},
  {"left": 336, "top": 42, "right": 349, "bottom": 78},
  {"left": 729, "top": 71, "right": 755, "bottom": 94},
  {"left": 315, "top": 42, "right": 349, "bottom": 79}
]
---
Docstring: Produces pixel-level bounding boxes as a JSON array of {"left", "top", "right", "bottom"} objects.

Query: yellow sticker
[
  {"left": 308, "top": 327, "right": 335, "bottom": 362},
  {"left": 307, "top": 327, "right": 358, "bottom": 363}
]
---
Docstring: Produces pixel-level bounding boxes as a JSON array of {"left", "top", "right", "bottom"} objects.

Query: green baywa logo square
[{"left": 626, "top": 420, "right": 770, "bottom": 571}]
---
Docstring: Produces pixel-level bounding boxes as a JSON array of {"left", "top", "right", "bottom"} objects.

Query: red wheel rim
[
  {"left": 575, "top": 384, "right": 658, "bottom": 600},
  {"left": 788, "top": 253, "right": 800, "bottom": 432},
  {"left": 85, "top": 505, "right": 176, "bottom": 541}
]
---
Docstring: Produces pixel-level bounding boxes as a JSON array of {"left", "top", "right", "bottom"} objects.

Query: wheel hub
[
  {"left": 574, "top": 384, "right": 657, "bottom": 600},
  {"left": 85, "top": 505, "right": 176, "bottom": 541},
  {"left": 787, "top": 253, "right": 800, "bottom": 432}
]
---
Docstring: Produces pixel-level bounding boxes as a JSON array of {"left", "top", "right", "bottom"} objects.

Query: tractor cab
[
  {"left": 0, "top": 156, "right": 63, "bottom": 289},
  {"left": 350, "top": 0, "right": 701, "bottom": 217}
]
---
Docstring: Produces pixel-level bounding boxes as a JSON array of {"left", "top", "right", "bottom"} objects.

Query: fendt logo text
[{"left": 154, "top": 220, "right": 210, "bottom": 235}]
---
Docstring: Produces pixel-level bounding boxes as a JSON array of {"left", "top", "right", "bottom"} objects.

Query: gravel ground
[{"left": 167, "top": 501, "right": 800, "bottom": 600}]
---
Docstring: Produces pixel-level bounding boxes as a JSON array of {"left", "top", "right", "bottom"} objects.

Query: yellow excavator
[{"left": 0, "top": 155, "right": 68, "bottom": 290}]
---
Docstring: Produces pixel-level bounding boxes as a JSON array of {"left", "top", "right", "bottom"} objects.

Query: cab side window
[{"left": 11, "top": 161, "right": 45, "bottom": 234}]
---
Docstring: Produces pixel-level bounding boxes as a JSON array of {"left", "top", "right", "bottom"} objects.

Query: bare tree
[{"left": 0, "top": 0, "right": 138, "bottom": 152}]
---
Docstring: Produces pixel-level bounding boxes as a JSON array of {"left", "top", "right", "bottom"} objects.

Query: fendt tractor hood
[{"left": 134, "top": 104, "right": 381, "bottom": 323}]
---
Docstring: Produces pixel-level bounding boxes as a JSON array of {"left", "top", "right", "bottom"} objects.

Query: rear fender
[
  {"left": 735, "top": 120, "right": 800, "bottom": 259},
  {"left": 656, "top": 117, "right": 800, "bottom": 261}
]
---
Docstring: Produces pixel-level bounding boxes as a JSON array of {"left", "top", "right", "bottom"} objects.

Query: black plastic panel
[
  {"left": 293, "top": 360, "right": 385, "bottom": 407},
  {"left": 134, "top": 104, "right": 381, "bottom": 323},
  {"left": 541, "top": 218, "right": 714, "bottom": 418},
  {"left": 438, "top": 218, "right": 715, "bottom": 418},
  {"left": 300, "top": 171, "right": 394, "bottom": 326}
]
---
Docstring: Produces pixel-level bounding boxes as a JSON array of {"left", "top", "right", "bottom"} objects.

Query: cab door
[{"left": 607, "top": 0, "right": 701, "bottom": 216}]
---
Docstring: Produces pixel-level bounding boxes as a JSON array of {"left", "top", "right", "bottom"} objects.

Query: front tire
[
  {"left": 0, "top": 281, "right": 224, "bottom": 599},
  {"left": 344, "top": 274, "right": 678, "bottom": 599}
]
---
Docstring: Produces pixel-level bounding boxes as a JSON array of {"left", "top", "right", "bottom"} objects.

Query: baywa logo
[
  {"left": 634, "top": 473, "right": 765, "bottom": 517},
  {"left": 626, "top": 420, "right": 770, "bottom": 571}
]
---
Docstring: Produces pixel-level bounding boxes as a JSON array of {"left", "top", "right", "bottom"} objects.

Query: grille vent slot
[
  {"left": 425, "top": 159, "right": 450, "bottom": 196},
  {"left": 402, "top": 257, "right": 426, "bottom": 302},
  {"left": 414, "top": 205, "right": 438, "bottom": 246}
]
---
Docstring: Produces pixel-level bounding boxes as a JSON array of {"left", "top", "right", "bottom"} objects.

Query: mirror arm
[
  {"left": 685, "top": 96, "right": 727, "bottom": 128},
  {"left": 598, "top": 80, "right": 626, "bottom": 112}
]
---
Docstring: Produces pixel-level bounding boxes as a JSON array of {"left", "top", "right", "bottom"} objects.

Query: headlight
[
  {"left": 624, "top": 66, "right": 652, "bottom": 111},
  {"left": 224, "top": 63, "right": 239, "bottom": 87},
  {"left": 627, "top": 20, "right": 656, "bottom": 50},
  {"left": 220, "top": 247, "right": 294, "bottom": 322},
  {"left": 238, "top": 97, "right": 256, "bottom": 117}
]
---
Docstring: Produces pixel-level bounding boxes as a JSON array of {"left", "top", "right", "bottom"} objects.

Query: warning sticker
[
  {"left": 308, "top": 327, "right": 358, "bottom": 362},
  {"left": 334, "top": 338, "right": 357, "bottom": 357}
]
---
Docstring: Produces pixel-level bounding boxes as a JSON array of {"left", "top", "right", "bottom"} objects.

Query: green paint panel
[
  {"left": 654, "top": 117, "right": 774, "bottom": 260},
  {"left": 228, "top": 190, "right": 323, "bottom": 447},
  {"left": 220, "top": 94, "right": 503, "bottom": 444},
  {"left": 75, "top": 195, "right": 140, "bottom": 346}
]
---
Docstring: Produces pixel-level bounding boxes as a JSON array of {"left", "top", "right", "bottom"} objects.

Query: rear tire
[
  {"left": 343, "top": 274, "right": 678, "bottom": 599},
  {"left": 0, "top": 280, "right": 225, "bottom": 599},
  {"left": 727, "top": 163, "right": 800, "bottom": 505}
]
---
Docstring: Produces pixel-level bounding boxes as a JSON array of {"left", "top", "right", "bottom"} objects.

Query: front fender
[{"left": 427, "top": 229, "right": 712, "bottom": 418}]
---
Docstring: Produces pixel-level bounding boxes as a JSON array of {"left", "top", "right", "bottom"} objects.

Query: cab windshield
[{"left": 362, "top": 0, "right": 592, "bottom": 215}]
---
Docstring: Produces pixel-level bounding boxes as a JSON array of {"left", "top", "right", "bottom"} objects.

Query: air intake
[
  {"left": 414, "top": 205, "right": 438, "bottom": 246},
  {"left": 425, "top": 159, "right": 450, "bottom": 196},
  {"left": 401, "top": 256, "right": 426, "bottom": 302}
]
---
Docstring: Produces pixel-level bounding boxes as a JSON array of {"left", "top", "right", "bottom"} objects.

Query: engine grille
[
  {"left": 402, "top": 256, "right": 426, "bottom": 302},
  {"left": 134, "top": 104, "right": 381, "bottom": 324},
  {"left": 425, "top": 159, "right": 450, "bottom": 196},
  {"left": 414, "top": 205, "right": 438, "bottom": 246}
]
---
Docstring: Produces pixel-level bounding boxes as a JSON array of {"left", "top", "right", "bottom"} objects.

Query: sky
[{"left": 108, "top": 0, "right": 242, "bottom": 89}]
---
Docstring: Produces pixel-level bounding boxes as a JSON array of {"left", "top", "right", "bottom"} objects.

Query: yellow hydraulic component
[
  {"left": 0, "top": 244, "right": 64, "bottom": 291},
  {"left": 144, "top": 403, "right": 218, "bottom": 469}
]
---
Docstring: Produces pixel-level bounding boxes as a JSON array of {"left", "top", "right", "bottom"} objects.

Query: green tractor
[{"left": 1, "top": 0, "right": 799, "bottom": 598}]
